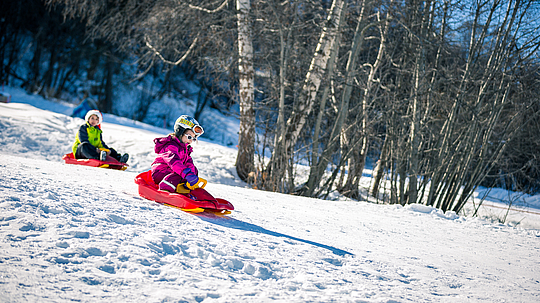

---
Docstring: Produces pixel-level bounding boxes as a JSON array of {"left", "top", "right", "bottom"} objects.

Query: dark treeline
[
  {"left": 0, "top": 0, "right": 229, "bottom": 127},
  {"left": 2, "top": 0, "right": 540, "bottom": 214},
  {"left": 0, "top": 0, "right": 124, "bottom": 110}
]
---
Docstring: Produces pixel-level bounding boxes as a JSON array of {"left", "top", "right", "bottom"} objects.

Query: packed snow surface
[{"left": 0, "top": 88, "right": 539, "bottom": 302}]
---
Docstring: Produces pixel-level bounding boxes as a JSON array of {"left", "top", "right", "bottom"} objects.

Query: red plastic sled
[
  {"left": 62, "top": 152, "right": 128, "bottom": 171},
  {"left": 134, "top": 170, "right": 234, "bottom": 213}
]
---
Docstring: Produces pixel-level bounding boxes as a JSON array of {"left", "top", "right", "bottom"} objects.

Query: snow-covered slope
[{"left": 0, "top": 93, "right": 539, "bottom": 302}]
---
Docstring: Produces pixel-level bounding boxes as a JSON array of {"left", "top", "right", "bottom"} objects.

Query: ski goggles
[
  {"left": 184, "top": 134, "right": 197, "bottom": 141},
  {"left": 176, "top": 117, "right": 204, "bottom": 136},
  {"left": 192, "top": 125, "right": 204, "bottom": 136}
]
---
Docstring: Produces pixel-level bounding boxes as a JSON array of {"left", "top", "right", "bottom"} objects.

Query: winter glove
[
  {"left": 185, "top": 173, "right": 199, "bottom": 188},
  {"left": 185, "top": 174, "right": 207, "bottom": 190},
  {"left": 97, "top": 147, "right": 111, "bottom": 157}
]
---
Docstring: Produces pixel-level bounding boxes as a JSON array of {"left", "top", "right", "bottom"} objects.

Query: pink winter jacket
[{"left": 151, "top": 134, "right": 198, "bottom": 183}]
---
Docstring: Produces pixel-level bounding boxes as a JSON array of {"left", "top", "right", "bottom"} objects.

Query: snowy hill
[{"left": 0, "top": 89, "right": 539, "bottom": 302}]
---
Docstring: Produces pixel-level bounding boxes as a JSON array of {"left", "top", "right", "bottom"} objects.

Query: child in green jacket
[{"left": 72, "top": 110, "right": 129, "bottom": 163}]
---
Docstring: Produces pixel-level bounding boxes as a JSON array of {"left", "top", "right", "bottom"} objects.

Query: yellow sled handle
[{"left": 186, "top": 178, "right": 207, "bottom": 190}]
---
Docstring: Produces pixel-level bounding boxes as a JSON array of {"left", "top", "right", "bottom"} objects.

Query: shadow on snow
[{"left": 195, "top": 213, "right": 353, "bottom": 257}]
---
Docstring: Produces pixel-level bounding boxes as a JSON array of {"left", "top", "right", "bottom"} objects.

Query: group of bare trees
[
  {"left": 247, "top": 0, "right": 539, "bottom": 214},
  {"left": 4, "top": 0, "right": 539, "bottom": 213},
  {"left": 381, "top": 0, "right": 540, "bottom": 213},
  {"left": 271, "top": 0, "right": 536, "bottom": 214}
]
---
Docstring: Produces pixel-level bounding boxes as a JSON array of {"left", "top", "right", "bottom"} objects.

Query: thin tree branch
[
  {"left": 144, "top": 36, "right": 199, "bottom": 66},
  {"left": 188, "top": 0, "right": 228, "bottom": 13}
]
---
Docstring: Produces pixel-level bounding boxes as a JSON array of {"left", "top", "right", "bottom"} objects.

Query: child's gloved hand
[
  {"left": 97, "top": 148, "right": 111, "bottom": 156},
  {"left": 185, "top": 174, "right": 207, "bottom": 190},
  {"left": 185, "top": 173, "right": 199, "bottom": 188}
]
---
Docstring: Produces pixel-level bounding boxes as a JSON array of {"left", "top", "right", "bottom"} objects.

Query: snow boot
[
  {"left": 120, "top": 153, "right": 129, "bottom": 163},
  {"left": 176, "top": 183, "right": 191, "bottom": 194}
]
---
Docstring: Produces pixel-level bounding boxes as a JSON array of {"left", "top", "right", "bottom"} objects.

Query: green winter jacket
[{"left": 72, "top": 123, "right": 109, "bottom": 156}]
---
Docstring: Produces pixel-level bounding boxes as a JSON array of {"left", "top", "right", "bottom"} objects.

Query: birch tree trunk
[
  {"left": 267, "top": 3, "right": 294, "bottom": 189},
  {"left": 235, "top": 0, "right": 256, "bottom": 182},
  {"left": 339, "top": 7, "right": 391, "bottom": 199},
  {"left": 371, "top": 127, "right": 390, "bottom": 198},
  {"left": 301, "top": 0, "right": 353, "bottom": 196},
  {"left": 266, "top": 0, "right": 346, "bottom": 192},
  {"left": 406, "top": 0, "right": 433, "bottom": 205}
]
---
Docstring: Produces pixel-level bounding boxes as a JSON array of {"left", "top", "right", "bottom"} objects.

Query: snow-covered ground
[{"left": 0, "top": 88, "right": 539, "bottom": 302}]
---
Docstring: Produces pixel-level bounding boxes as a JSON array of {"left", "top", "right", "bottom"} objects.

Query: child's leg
[
  {"left": 109, "top": 148, "right": 121, "bottom": 161},
  {"left": 108, "top": 148, "right": 128, "bottom": 163},
  {"left": 75, "top": 142, "right": 100, "bottom": 159},
  {"left": 158, "top": 173, "right": 185, "bottom": 192}
]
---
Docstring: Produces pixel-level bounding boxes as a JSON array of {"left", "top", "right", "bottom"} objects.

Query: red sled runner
[
  {"left": 62, "top": 152, "right": 128, "bottom": 171},
  {"left": 134, "top": 170, "right": 234, "bottom": 214}
]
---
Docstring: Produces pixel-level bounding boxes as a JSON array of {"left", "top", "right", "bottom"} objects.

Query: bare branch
[
  {"left": 188, "top": 0, "right": 228, "bottom": 14},
  {"left": 144, "top": 36, "right": 199, "bottom": 66}
]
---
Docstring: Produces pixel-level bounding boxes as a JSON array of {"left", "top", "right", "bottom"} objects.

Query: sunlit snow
[{"left": 0, "top": 87, "right": 539, "bottom": 302}]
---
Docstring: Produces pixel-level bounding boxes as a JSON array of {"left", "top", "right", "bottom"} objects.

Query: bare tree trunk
[
  {"left": 371, "top": 133, "right": 389, "bottom": 198},
  {"left": 266, "top": 0, "right": 346, "bottom": 192},
  {"left": 339, "top": 6, "right": 390, "bottom": 199},
  {"left": 407, "top": 0, "right": 433, "bottom": 205},
  {"left": 235, "top": 0, "right": 256, "bottom": 182},
  {"left": 302, "top": 0, "right": 352, "bottom": 196},
  {"left": 260, "top": 3, "right": 295, "bottom": 190}
]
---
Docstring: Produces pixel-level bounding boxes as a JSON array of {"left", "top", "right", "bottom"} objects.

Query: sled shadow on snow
[{"left": 196, "top": 213, "right": 353, "bottom": 257}]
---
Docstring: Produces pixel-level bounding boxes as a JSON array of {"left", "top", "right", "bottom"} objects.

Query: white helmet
[
  {"left": 174, "top": 115, "right": 204, "bottom": 137},
  {"left": 85, "top": 110, "right": 103, "bottom": 125}
]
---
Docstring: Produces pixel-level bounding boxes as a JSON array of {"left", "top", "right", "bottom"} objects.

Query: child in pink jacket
[{"left": 151, "top": 115, "right": 205, "bottom": 193}]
